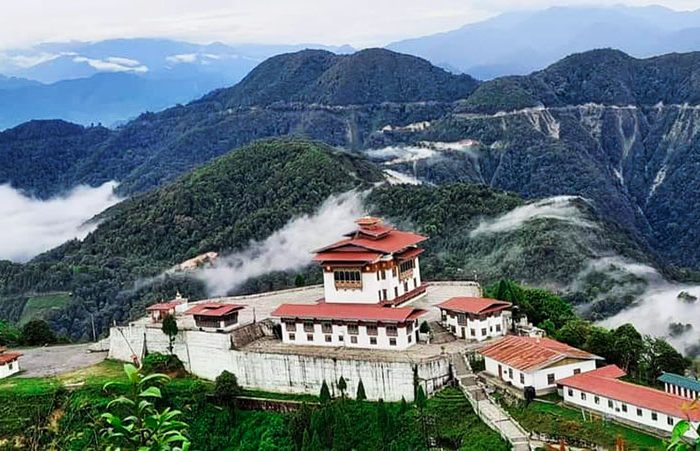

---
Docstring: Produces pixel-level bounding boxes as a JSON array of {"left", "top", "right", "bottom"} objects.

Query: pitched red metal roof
[
  {"left": 479, "top": 335, "right": 601, "bottom": 371},
  {"left": 0, "top": 351, "right": 21, "bottom": 365},
  {"left": 396, "top": 247, "right": 425, "bottom": 261},
  {"left": 185, "top": 303, "right": 244, "bottom": 318},
  {"left": 146, "top": 301, "right": 182, "bottom": 311},
  {"left": 558, "top": 365, "right": 700, "bottom": 421},
  {"left": 437, "top": 297, "right": 512, "bottom": 314},
  {"left": 313, "top": 250, "right": 383, "bottom": 263},
  {"left": 271, "top": 302, "right": 427, "bottom": 322},
  {"left": 316, "top": 225, "right": 427, "bottom": 256}
]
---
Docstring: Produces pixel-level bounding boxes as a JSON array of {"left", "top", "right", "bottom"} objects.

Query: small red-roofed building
[
  {"left": 0, "top": 347, "right": 22, "bottom": 379},
  {"left": 314, "top": 216, "right": 427, "bottom": 306},
  {"left": 479, "top": 335, "right": 601, "bottom": 394},
  {"left": 185, "top": 303, "right": 244, "bottom": 332},
  {"left": 437, "top": 297, "right": 511, "bottom": 341},
  {"left": 559, "top": 365, "right": 700, "bottom": 438},
  {"left": 146, "top": 292, "right": 189, "bottom": 322},
  {"left": 272, "top": 303, "right": 426, "bottom": 349}
]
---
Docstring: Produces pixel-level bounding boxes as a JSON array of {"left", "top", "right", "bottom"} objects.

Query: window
[
  {"left": 322, "top": 322, "right": 332, "bottom": 333},
  {"left": 652, "top": 412, "right": 658, "bottom": 421},
  {"left": 547, "top": 374, "right": 555, "bottom": 385},
  {"left": 386, "top": 325, "right": 398, "bottom": 336},
  {"left": 382, "top": 289, "right": 387, "bottom": 301},
  {"left": 667, "top": 417, "right": 674, "bottom": 426},
  {"left": 325, "top": 335, "right": 332, "bottom": 343},
  {"left": 636, "top": 408, "right": 643, "bottom": 417},
  {"left": 376, "top": 272, "right": 380, "bottom": 281},
  {"left": 399, "top": 259, "right": 415, "bottom": 275},
  {"left": 481, "top": 328, "right": 487, "bottom": 336},
  {"left": 413, "top": 278, "right": 417, "bottom": 288},
  {"left": 288, "top": 333, "right": 296, "bottom": 341},
  {"left": 489, "top": 326, "right": 493, "bottom": 332},
  {"left": 370, "top": 337, "right": 377, "bottom": 345},
  {"left": 366, "top": 325, "right": 378, "bottom": 336},
  {"left": 394, "top": 287, "right": 399, "bottom": 298},
  {"left": 573, "top": 368, "right": 581, "bottom": 375},
  {"left": 338, "top": 335, "right": 344, "bottom": 342},
  {"left": 581, "top": 393, "right": 586, "bottom": 401},
  {"left": 495, "top": 324, "right": 501, "bottom": 332},
  {"left": 348, "top": 324, "right": 358, "bottom": 335},
  {"left": 470, "top": 329, "right": 476, "bottom": 336},
  {"left": 306, "top": 334, "right": 313, "bottom": 342},
  {"left": 392, "top": 267, "right": 397, "bottom": 277},
  {"left": 594, "top": 396, "right": 600, "bottom": 405},
  {"left": 9, "top": 363, "right": 14, "bottom": 370},
  {"left": 304, "top": 322, "right": 314, "bottom": 333},
  {"left": 608, "top": 400, "right": 614, "bottom": 408},
  {"left": 389, "top": 338, "right": 396, "bottom": 346},
  {"left": 407, "top": 334, "right": 412, "bottom": 343},
  {"left": 334, "top": 269, "right": 362, "bottom": 288},
  {"left": 381, "top": 270, "right": 386, "bottom": 280},
  {"left": 520, "top": 373, "right": 525, "bottom": 384},
  {"left": 567, "top": 389, "right": 573, "bottom": 397},
  {"left": 404, "top": 281, "right": 409, "bottom": 292},
  {"left": 378, "top": 290, "right": 382, "bottom": 300},
  {"left": 351, "top": 336, "right": 358, "bottom": 344},
  {"left": 508, "top": 368, "right": 513, "bottom": 379},
  {"left": 621, "top": 404, "right": 627, "bottom": 412}
]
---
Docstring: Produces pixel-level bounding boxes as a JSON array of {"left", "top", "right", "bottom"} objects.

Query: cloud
[
  {"left": 73, "top": 55, "right": 148, "bottom": 73},
  {"left": 0, "top": 182, "right": 122, "bottom": 262},
  {"left": 364, "top": 146, "right": 439, "bottom": 165},
  {"left": 195, "top": 191, "right": 366, "bottom": 296},
  {"left": 166, "top": 53, "right": 198, "bottom": 64},
  {"left": 470, "top": 195, "right": 595, "bottom": 237}
]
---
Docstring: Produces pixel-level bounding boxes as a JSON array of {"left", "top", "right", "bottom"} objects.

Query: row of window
[
  {"left": 567, "top": 388, "right": 674, "bottom": 425},
  {"left": 287, "top": 333, "right": 404, "bottom": 346},
  {"left": 449, "top": 324, "right": 501, "bottom": 336},
  {"left": 667, "top": 384, "right": 700, "bottom": 400},
  {"left": 294, "top": 322, "right": 399, "bottom": 336},
  {"left": 499, "top": 366, "right": 581, "bottom": 386}
]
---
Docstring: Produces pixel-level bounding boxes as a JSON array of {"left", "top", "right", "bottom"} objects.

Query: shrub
[{"left": 142, "top": 352, "right": 185, "bottom": 375}]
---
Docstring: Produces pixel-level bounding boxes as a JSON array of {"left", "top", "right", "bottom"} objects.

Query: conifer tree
[
  {"left": 320, "top": 380, "right": 331, "bottom": 403},
  {"left": 399, "top": 396, "right": 408, "bottom": 414},
  {"left": 356, "top": 379, "right": 366, "bottom": 401},
  {"left": 337, "top": 376, "right": 347, "bottom": 398},
  {"left": 310, "top": 431, "right": 322, "bottom": 451}
]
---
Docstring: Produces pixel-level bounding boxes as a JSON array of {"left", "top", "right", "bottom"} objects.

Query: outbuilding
[{"left": 437, "top": 297, "right": 511, "bottom": 341}]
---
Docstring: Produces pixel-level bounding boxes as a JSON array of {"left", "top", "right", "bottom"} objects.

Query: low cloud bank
[
  {"left": 0, "top": 182, "right": 121, "bottom": 262},
  {"left": 470, "top": 195, "right": 594, "bottom": 237},
  {"left": 195, "top": 191, "right": 366, "bottom": 296}
]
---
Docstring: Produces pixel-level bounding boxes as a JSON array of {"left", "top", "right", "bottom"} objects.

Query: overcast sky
[{"left": 1, "top": 0, "right": 699, "bottom": 49}]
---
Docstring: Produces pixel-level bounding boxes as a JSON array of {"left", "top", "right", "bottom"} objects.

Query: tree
[
  {"left": 310, "top": 431, "right": 322, "bottom": 451},
  {"left": 100, "top": 363, "right": 190, "bottom": 450},
  {"left": 556, "top": 319, "right": 592, "bottom": 349},
  {"left": 320, "top": 380, "right": 331, "bottom": 403},
  {"left": 584, "top": 326, "right": 614, "bottom": 360},
  {"left": 214, "top": 370, "right": 242, "bottom": 416},
  {"left": 162, "top": 314, "right": 179, "bottom": 354},
  {"left": 611, "top": 323, "right": 644, "bottom": 374},
  {"left": 0, "top": 320, "right": 21, "bottom": 346},
  {"left": 415, "top": 385, "right": 428, "bottom": 449},
  {"left": 21, "top": 320, "right": 56, "bottom": 346},
  {"left": 337, "top": 376, "right": 347, "bottom": 398},
  {"left": 640, "top": 337, "right": 690, "bottom": 383},
  {"left": 356, "top": 379, "right": 366, "bottom": 401},
  {"left": 294, "top": 274, "right": 306, "bottom": 287}
]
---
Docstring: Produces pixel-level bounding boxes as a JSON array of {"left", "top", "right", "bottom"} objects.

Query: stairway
[{"left": 428, "top": 321, "right": 456, "bottom": 344}]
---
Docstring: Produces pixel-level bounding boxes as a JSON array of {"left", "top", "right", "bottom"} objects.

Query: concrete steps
[{"left": 428, "top": 321, "right": 456, "bottom": 344}]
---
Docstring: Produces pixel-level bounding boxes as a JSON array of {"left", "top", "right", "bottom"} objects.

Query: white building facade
[
  {"left": 0, "top": 349, "right": 21, "bottom": 379},
  {"left": 560, "top": 366, "right": 700, "bottom": 439},
  {"left": 479, "top": 335, "right": 601, "bottom": 394},
  {"left": 273, "top": 217, "right": 428, "bottom": 350},
  {"left": 437, "top": 297, "right": 511, "bottom": 341}
]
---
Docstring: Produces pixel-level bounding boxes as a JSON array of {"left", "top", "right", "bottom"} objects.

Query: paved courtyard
[{"left": 16, "top": 343, "right": 106, "bottom": 377}]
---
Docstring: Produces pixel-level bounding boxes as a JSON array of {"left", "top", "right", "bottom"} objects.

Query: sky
[{"left": 1, "top": 0, "right": 699, "bottom": 50}]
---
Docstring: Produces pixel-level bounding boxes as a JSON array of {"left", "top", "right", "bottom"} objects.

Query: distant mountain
[
  {"left": 388, "top": 5, "right": 700, "bottom": 79},
  {"left": 0, "top": 38, "right": 355, "bottom": 129},
  {"left": 203, "top": 48, "right": 479, "bottom": 107}
]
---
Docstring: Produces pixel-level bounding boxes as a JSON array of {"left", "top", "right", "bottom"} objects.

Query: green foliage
[
  {"left": 356, "top": 379, "right": 366, "bottom": 401},
  {"left": 99, "top": 364, "right": 190, "bottom": 450},
  {"left": 320, "top": 380, "right": 331, "bottom": 403},
  {"left": 162, "top": 314, "right": 179, "bottom": 354},
  {"left": 0, "top": 319, "right": 21, "bottom": 346},
  {"left": 337, "top": 376, "right": 347, "bottom": 398},
  {"left": 293, "top": 274, "right": 305, "bottom": 287},
  {"left": 214, "top": 370, "right": 242, "bottom": 405},
  {"left": 142, "top": 352, "right": 185, "bottom": 375},
  {"left": 19, "top": 292, "right": 71, "bottom": 325},
  {"left": 666, "top": 407, "right": 700, "bottom": 451},
  {"left": 21, "top": 319, "right": 57, "bottom": 346}
]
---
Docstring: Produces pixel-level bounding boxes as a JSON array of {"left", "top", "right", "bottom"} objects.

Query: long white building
[
  {"left": 437, "top": 296, "right": 511, "bottom": 341},
  {"left": 479, "top": 335, "right": 601, "bottom": 394},
  {"left": 272, "top": 216, "right": 428, "bottom": 350},
  {"left": 560, "top": 365, "right": 700, "bottom": 439}
]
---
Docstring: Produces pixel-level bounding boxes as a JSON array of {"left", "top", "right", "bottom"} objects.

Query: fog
[
  {"left": 364, "top": 145, "right": 439, "bottom": 164},
  {"left": 0, "top": 182, "right": 121, "bottom": 262},
  {"left": 195, "top": 191, "right": 366, "bottom": 296},
  {"left": 470, "top": 195, "right": 594, "bottom": 237}
]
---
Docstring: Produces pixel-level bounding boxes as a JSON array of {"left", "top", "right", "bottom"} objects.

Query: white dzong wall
[{"left": 108, "top": 325, "right": 450, "bottom": 401}]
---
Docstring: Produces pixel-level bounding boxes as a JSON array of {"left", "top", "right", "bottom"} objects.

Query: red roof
[
  {"left": 480, "top": 336, "right": 601, "bottom": 371},
  {"left": 396, "top": 247, "right": 424, "bottom": 261},
  {"left": 314, "top": 250, "right": 383, "bottom": 263},
  {"left": 559, "top": 365, "right": 700, "bottom": 421},
  {"left": 185, "top": 303, "right": 244, "bottom": 318},
  {"left": 271, "top": 302, "right": 427, "bottom": 323},
  {"left": 438, "top": 297, "right": 512, "bottom": 314},
  {"left": 0, "top": 351, "right": 21, "bottom": 365},
  {"left": 146, "top": 301, "right": 182, "bottom": 311}
]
